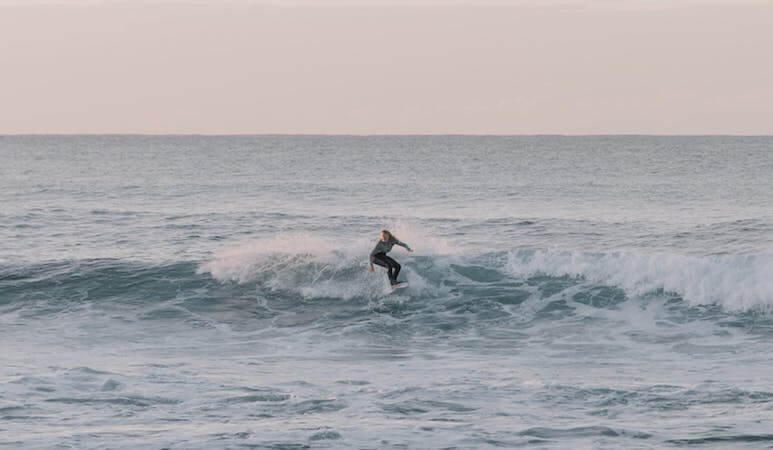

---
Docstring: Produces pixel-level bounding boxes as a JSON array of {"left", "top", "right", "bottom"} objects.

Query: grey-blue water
[{"left": 2, "top": 135, "right": 773, "bottom": 448}]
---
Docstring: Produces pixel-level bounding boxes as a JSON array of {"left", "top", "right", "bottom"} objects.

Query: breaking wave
[
  {"left": 197, "top": 233, "right": 773, "bottom": 313},
  {"left": 3, "top": 234, "right": 773, "bottom": 326}
]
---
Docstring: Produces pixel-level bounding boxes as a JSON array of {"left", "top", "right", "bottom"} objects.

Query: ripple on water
[
  {"left": 666, "top": 434, "right": 773, "bottom": 445},
  {"left": 291, "top": 399, "right": 347, "bottom": 415},
  {"left": 381, "top": 399, "right": 477, "bottom": 415},
  {"left": 222, "top": 392, "right": 292, "bottom": 403},
  {"left": 519, "top": 426, "right": 652, "bottom": 440},
  {"left": 309, "top": 430, "right": 342, "bottom": 441},
  {"left": 44, "top": 395, "right": 181, "bottom": 407}
]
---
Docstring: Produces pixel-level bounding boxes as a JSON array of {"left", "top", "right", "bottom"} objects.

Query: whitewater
[{"left": 2, "top": 135, "right": 773, "bottom": 448}]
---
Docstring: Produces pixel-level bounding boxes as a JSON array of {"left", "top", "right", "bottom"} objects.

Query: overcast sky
[{"left": 1, "top": 1, "right": 771, "bottom": 134}]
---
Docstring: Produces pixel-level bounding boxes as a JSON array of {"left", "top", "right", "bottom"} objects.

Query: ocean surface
[{"left": 2, "top": 135, "right": 773, "bottom": 448}]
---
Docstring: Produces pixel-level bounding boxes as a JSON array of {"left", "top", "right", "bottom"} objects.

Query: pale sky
[{"left": 1, "top": 1, "right": 772, "bottom": 134}]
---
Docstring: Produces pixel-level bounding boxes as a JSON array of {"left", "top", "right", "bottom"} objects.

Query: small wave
[
  {"left": 666, "top": 434, "right": 773, "bottom": 445},
  {"left": 222, "top": 391, "right": 291, "bottom": 403},
  {"left": 380, "top": 399, "right": 477, "bottom": 415},
  {"left": 44, "top": 395, "right": 180, "bottom": 407},
  {"left": 309, "top": 430, "right": 342, "bottom": 441},
  {"left": 519, "top": 425, "right": 652, "bottom": 440}
]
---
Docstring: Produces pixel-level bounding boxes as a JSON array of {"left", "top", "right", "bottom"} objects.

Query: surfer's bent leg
[
  {"left": 372, "top": 253, "right": 387, "bottom": 267},
  {"left": 382, "top": 254, "right": 400, "bottom": 283},
  {"left": 372, "top": 253, "right": 390, "bottom": 281},
  {"left": 372, "top": 253, "right": 400, "bottom": 284},
  {"left": 389, "top": 257, "right": 401, "bottom": 282}
]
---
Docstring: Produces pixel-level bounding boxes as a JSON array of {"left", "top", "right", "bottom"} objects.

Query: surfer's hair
[{"left": 381, "top": 229, "right": 395, "bottom": 240}]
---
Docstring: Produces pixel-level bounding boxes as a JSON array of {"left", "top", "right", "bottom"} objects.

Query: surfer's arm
[
  {"left": 368, "top": 247, "right": 377, "bottom": 271},
  {"left": 394, "top": 239, "right": 413, "bottom": 252}
]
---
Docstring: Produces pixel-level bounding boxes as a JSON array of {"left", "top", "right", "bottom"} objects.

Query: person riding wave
[{"left": 369, "top": 229, "right": 413, "bottom": 286}]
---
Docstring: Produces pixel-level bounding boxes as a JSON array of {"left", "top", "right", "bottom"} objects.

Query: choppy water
[{"left": 2, "top": 135, "right": 773, "bottom": 448}]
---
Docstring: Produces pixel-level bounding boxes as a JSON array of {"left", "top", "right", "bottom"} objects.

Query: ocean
[{"left": 2, "top": 135, "right": 772, "bottom": 448}]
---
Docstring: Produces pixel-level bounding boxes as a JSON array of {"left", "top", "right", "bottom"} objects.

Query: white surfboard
[{"left": 390, "top": 282, "right": 408, "bottom": 292}]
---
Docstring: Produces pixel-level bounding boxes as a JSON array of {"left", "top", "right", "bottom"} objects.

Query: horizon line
[{"left": 2, "top": 133, "right": 773, "bottom": 138}]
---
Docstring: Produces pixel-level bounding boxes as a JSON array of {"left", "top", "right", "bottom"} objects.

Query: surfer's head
[{"left": 380, "top": 229, "right": 393, "bottom": 242}]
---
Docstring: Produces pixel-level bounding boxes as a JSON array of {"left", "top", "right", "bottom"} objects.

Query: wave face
[{"left": 3, "top": 135, "right": 773, "bottom": 448}]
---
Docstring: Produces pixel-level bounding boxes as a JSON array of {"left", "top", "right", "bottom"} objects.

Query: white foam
[
  {"left": 198, "top": 233, "right": 340, "bottom": 284},
  {"left": 507, "top": 249, "right": 773, "bottom": 311}
]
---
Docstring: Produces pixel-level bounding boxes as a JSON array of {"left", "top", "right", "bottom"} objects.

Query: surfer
[{"left": 369, "top": 229, "right": 413, "bottom": 286}]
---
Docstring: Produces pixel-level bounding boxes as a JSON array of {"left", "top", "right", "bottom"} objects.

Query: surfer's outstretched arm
[{"left": 395, "top": 239, "right": 413, "bottom": 252}]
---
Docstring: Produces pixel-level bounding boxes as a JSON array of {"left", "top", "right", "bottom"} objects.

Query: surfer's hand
[
  {"left": 407, "top": 247, "right": 413, "bottom": 252},
  {"left": 369, "top": 264, "right": 374, "bottom": 272}
]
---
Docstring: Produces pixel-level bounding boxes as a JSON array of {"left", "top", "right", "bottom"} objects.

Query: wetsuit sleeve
[
  {"left": 394, "top": 239, "right": 411, "bottom": 250},
  {"left": 369, "top": 245, "right": 378, "bottom": 263}
]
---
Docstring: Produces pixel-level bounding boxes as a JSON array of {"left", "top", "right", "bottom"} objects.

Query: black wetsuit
[{"left": 370, "top": 237, "right": 410, "bottom": 284}]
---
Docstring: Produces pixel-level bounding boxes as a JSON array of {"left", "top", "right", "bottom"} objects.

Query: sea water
[{"left": 1, "top": 135, "right": 773, "bottom": 448}]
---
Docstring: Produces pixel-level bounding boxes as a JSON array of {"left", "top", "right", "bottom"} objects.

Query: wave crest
[{"left": 507, "top": 249, "right": 773, "bottom": 311}]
